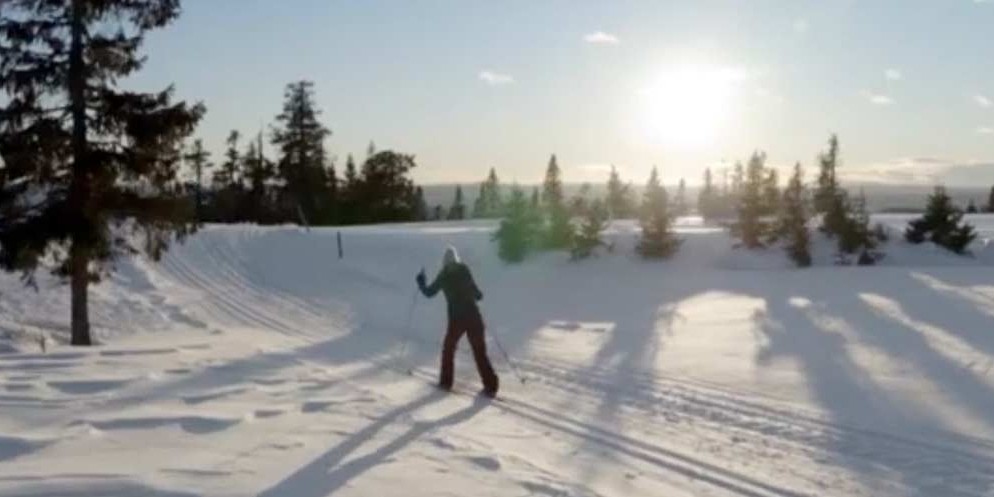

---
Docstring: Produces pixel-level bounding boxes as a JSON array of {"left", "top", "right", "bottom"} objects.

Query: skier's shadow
[{"left": 256, "top": 389, "right": 485, "bottom": 497}]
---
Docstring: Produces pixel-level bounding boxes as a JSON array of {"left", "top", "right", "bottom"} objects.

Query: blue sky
[{"left": 129, "top": 0, "right": 994, "bottom": 186}]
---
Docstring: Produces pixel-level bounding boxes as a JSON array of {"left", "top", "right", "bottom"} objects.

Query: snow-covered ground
[{"left": 2, "top": 216, "right": 994, "bottom": 496}]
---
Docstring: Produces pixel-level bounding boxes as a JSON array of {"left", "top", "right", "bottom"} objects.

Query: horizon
[{"left": 124, "top": 1, "right": 994, "bottom": 186}]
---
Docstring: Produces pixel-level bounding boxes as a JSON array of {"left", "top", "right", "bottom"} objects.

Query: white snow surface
[{"left": 2, "top": 216, "right": 994, "bottom": 496}]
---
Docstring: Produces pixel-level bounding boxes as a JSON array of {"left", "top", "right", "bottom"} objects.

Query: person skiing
[{"left": 416, "top": 246, "right": 499, "bottom": 397}]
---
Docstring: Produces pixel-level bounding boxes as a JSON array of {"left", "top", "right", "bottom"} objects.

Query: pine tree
[
  {"left": 433, "top": 205, "right": 445, "bottom": 221},
  {"left": 212, "top": 131, "right": 239, "bottom": 188},
  {"left": 737, "top": 152, "right": 768, "bottom": 248},
  {"left": 988, "top": 186, "right": 994, "bottom": 213},
  {"left": 211, "top": 130, "right": 243, "bottom": 222},
  {"left": 354, "top": 151, "right": 418, "bottom": 223},
  {"left": 531, "top": 187, "right": 540, "bottom": 209},
  {"left": 762, "top": 168, "right": 780, "bottom": 217},
  {"left": 493, "top": 187, "right": 540, "bottom": 262},
  {"left": 569, "top": 183, "right": 591, "bottom": 217},
  {"left": 366, "top": 141, "right": 377, "bottom": 159},
  {"left": 542, "top": 155, "right": 571, "bottom": 248},
  {"left": 472, "top": 183, "right": 487, "bottom": 218},
  {"left": 342, "top": 154, "right": 359, "bottom": 224},
  {"left": 326, "top": 161, "right": 339, "bottom": 223},
  {"left": 571, "top": 198, "right": 609, "bottom": 259},
  {"left": 814, "top": 134, "right": 840, "bottom": 215},
  {"left": 699, "top": 168, "right": 716, "bottom": 220},
  {"left": 905, "top": 186, "right": 977, "bottom": 254},
  {"left": 484, "top": 167, "right": 502, "bottom": 216},
  {"left": 674, "top": 178, "right": 688, "bottom": 217},
  {"left": 413, "top": 187, "right": 428, "bottom": 221},
  {"left": 731, "top": 161, "right": 745, "bottom": 198},
  {"left": 242, "top": 132, "right": 275, "bottom": 224},
  {"left": 272, "top": 81, "right": 331, "bottom": 225},
  {"left": 837, "top": 190, "right": 876, "bottom": 262},
  {"left": 780, "top": 163, "right": 811, "bottom": 267},
  {"left": 184, "top": 139, "right": 212, "bottom": 222},
  {"left": 966, "top": 199, "right": 978, "bottom": 214},
  {"left": 637, "top": 167, "right": 679, "bottom": 258},
  {"left": 0, "top": 0, "right": 204, "bottom": 345},
  {"left": 606, "top": 165, "right": 633, "bottom": 219},
  {"left": 448, "top": 185, "right": 465, "bottom": 220}
]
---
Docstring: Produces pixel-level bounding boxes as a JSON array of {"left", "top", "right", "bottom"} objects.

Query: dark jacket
[{"left": 418, "top": 262, "right": 483, "bottom": 321}]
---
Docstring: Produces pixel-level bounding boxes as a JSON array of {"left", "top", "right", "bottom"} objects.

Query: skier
[{"left": 416, "top": 246, "right": 499, "bottom": 397}]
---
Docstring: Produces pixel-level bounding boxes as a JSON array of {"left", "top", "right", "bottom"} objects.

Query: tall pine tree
[
  {"left": 737, "top": 152, "right": 768, "bottom": 248},
  {"left": 184, "top": 139, "right": 212, "bottom": 223},
  {"left": 637, "top": 167, "right": 679, "bottom": 258},
  {"left": 448, "top": 185, "right": 465, "bottom": 220},
  {"left": 780, "top": 163, "right": 811, "bottom": 267},
  {"left": 0, "top": 0, "right": 204, "bottom": 345},
  {"left": 543, "top": 154, "right": 572, "bottom": 248},
  {"left": 606, "top": 165, "right": 633, "bottom": 219},
  {"left": 355, "top": 151, "right": 418, "bottom": 223},
  {"left": 271, "top": 81, "right": 332, "bottom": 225},
  {"left": 493, "top": 186, "right": 540, "bottom": 262},
  {"left": 814, "top": 134, "right": 840, "bottom": 214},
  {"left": 242, "top": 132, "right": 275, "bottom": 224}
]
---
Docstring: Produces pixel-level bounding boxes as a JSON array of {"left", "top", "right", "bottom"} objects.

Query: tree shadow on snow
[{"left": 256, "top": 388, "right": 485, "bottom": 497}]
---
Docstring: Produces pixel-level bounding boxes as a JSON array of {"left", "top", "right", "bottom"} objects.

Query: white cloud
[
  {"left": 843, "top": 157, "right": 994, "bottom": 185},
  {"left": 584, "top": 31, "right": 619, "bottom": 45},
  {"left": 792, "top": 19, "right": 809, "bottom": 34},
  {"left": 885, "top": 69, "right": 902, "bottom": 81},
  {"left": 861, "top": 90, "right": 894, "bottom": 105},
  {"left": 975, "top": 95, "right": 992, "bottom": 108},
  {"left": 478, "top": 70, "right": 514, "bottom": 86},
  {"left": 979, "top": 126, "right": 994, "bottom": 135}
]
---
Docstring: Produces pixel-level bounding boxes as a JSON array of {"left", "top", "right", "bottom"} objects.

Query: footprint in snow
[{"left": 464, "top": 455, "right": 501, "bottom": 471}]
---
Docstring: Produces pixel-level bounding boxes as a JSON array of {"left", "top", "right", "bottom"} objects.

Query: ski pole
[{"left": 491, "top": 329, "right": 527, "bottom": 385}]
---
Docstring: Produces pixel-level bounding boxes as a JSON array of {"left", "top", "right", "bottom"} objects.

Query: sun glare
[{"left": 640, "top": 66, "right": 744, "bottom": 149}]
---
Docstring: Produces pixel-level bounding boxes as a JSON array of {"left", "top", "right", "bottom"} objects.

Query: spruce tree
[
  {"left": 737, "top": 152, "right": 768, "bottom": 248},
  {"left": 211, "top": 130, "right": 243, "bottom": 222},
  {"left": 814, "top": 134, "right": 840, "bottom": 215},
  {"left": 543, "top": 154, "right": 572, "bottom": 248},
  {"left": 699, "top": 168, "right": 716, "bottom": 220},
  {"left": 493, "top": 187, "right": 539, "bottom": 262},
  {"left": 905, "top": 186, "right": 977, "bottom": 254},
  {"left": 837, "top": 190, "right": 876, "bottom": 263},
  {"left": 569, "top": 183, "right": 591, "bottom": 217},
  {"left": 731, "top": 161, "right": 745, "bottom": 198},
  {"left": 988, "top": 186, "right": 994, "bottom": 213},
  {"left": 637, "top": 167, "right": 679, "bottom": 258},
  {"left": 674, "top": 178, "right": 688, "bottom": 217},
  {"left": 606, "top": 165, "right": 633, "bottom": 219},
  {"left": 570, "top": 198, "right": 608, "bottom": 259},
  {"left": 342, "top": 154, "right": 359, "bottom": 223},
  {"left": 780, "top": 163, "right": 811, "bottom": 267},
  {"left": 242, "top": 132, "right": 275, "bottom": 224},
  {"left": 184, "top": 139, "right": 212, "bottom": 223},
  {"left": 448, "top": 185, "right": 465, "bottom": 220},
  {"left": 762, "top": 168, "right": 780, "bottom": 216},
  {"left": 472, "top": 183, "right": 487, "bottom": 218},
  {"left": 354, "top": 151, "right": 418, "bottom": 223},
  {"left": 272, "top": 81, "right": 331, "bottom": 225},
  {"left": 0, "top": 0, "right": 204, "bottom": 345},
  {"left": 484, "top": 167, "right": 502, "bottom": 216},
  {"left": 413, "top": 187, "right": 428, "bottom": 221}
]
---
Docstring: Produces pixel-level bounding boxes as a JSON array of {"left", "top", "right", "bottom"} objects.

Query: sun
[{"left": 640, "top": 65, "right": 744, "bottom": 149}]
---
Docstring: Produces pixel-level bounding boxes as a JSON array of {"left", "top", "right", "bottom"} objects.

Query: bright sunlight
[{"left": 640, "top": 65, "right": 745, "bottom": 149}]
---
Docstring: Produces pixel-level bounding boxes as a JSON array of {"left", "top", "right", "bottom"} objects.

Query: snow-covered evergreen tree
[
  {"left": 780, "top": 163, "right": 811, "bottom": 267},
  {"left": 637, "top": 167, "right": 680, "bottom": 258}
]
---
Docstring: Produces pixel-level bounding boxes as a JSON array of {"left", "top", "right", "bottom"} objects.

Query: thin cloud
[
  {"left": 975, "top": 95, "right": 993, "bottom": 108},
  {"left": 478, "top": 70, "right": 514, "bottom": 86},
  {"left": 861, "top": 90, "right": 894, "bottom": 105},
  {"left": 885, "top": 69, "right": 902, "bottom": 81},
  {"left": 584, "top": 31, "right": 619, "bottom": 45},
  {"left": 792, "top": 19, "right": 809, "bottom": 34},
  {"left": 979, "top": 126, "right": 994, "bottom": 135}
]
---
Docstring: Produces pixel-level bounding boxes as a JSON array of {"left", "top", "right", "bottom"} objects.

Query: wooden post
[{"left": 337, "top": 231, "right": 343, "bottom": 259}]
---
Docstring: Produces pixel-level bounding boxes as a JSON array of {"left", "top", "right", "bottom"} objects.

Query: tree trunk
[
  {"left": 68, "top": 0, "right": 92, "bottom": 346},
  {"left": 70, "top": 244, "right": 91, "bottom": 346}
]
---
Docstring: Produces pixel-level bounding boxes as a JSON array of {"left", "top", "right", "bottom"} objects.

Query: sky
[{"left": 127, "top": 0, "right": 994, "bottom": 186}]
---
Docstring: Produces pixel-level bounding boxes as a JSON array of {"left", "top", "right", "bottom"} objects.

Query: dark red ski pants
[{"left": 440, "top": 313, "right": 498, "bottom": 394}]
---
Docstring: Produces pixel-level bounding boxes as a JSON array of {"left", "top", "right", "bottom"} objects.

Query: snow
[{"left": 2, "top": 217, "right": 994, "bottom": 496}]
